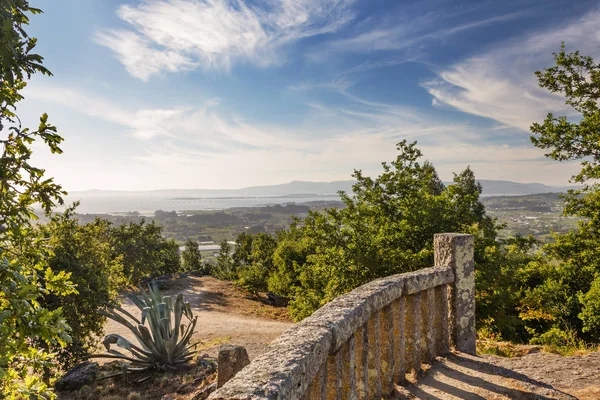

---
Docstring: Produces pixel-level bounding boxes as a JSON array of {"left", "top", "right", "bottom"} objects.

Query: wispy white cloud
[
  {"left": 423, "top": 9, "right": 600, "bottom": 131},
  {"left": 24, "top": 81, "right": 578, "bottom": 190},
  {"left": 325, "top": 10, "right": 526, "bottom": 53},
  {"left": 96, "top": 0, "right": 356, "bottom": 80},
  {"left": 287, "top": 77, "right": 354, "bottom": 92}
]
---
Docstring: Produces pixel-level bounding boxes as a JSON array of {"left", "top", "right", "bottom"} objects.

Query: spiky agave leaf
[{"left": 93, "top": 281, "right": 199, "bottom": 374}]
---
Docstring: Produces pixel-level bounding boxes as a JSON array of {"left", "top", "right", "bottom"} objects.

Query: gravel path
[{"left": 101, "top": 276, "right": 293, "bottom": 360}]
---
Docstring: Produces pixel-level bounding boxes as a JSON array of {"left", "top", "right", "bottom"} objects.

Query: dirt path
[
  {"left": 394, "top": 351, "right": 600, "bottom": 400},
  {"left": 101, "top": 276, "right": 293, "bottom": 360}
]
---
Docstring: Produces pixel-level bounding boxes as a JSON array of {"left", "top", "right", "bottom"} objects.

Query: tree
[
  {"left": 236, "top": 233, "right": 277, "bottom": 293},
  {"left": 1, "top": 2, "right": 76, "bottom": 398},
  {"left": 110, "top": 220, "right": 181, "bottom": 284},
  {"left": 531, "top": 43, "right": 600, "bottom": 185},
  {"left": 214, "top": 240, "right": 235, "bottom": 280},
  {"left": 182, "top": 239, "right": 203, "bottom": 272},
  {"left": 232, "top": 232, "right": 253, "bottom": 267},
  {"left": 269, "top": 141, "right": 502, "bottom": 320},
  {"left": 39, "top": 206, "right": 125, "bottom": 368},
  {"left": 529, "top": 43, "right": 600, "bottom": 341}
]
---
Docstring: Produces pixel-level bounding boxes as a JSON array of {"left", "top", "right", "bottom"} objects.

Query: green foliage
[
  {"left": 295, "top": 142, "right": 498, "bottom": 320},
  {"left": 232, "top": 232, "right": 253, "bottom": 267},
  {"left": 213, "top": 240, "right": 236, "bottom": 280},
  {"left": 236, "top": 233, "right": 277, "bottom": 293},
  {"left": 98, "top": 283, "right": 198, "bottom": 371},
  {"left": 578, "top": 277, "right": 600, "bottom": 340},
  {"left": 474, "top": 234, "right": 566, "bottom": 343},
  {"left": 266, "top": 223, "right": 313, "bottom": 299},
  {"left": 530, "top": 43, "right": 600, "bottom": 184},
  {"left": 181, "top": 239, "right": 204, "bottom": 273},
  {"left": 110, "top": 220, "right": 181, "bottom": 284},
  {"left": 229, "top": 141, "right": 501, "bottom": 320},
  {"left": 0, "top": 2, "right": 76, "bottom": 397},
  {"left": 527, "top": 44, "right": 600, "bottom": 342},
  {"left": 39, "top": 205, "right": 125, "bottom": 368}
]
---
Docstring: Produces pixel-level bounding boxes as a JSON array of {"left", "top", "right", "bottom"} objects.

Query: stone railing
[{"left": 209, "top": 233, "right": 475, "bottom": 400}]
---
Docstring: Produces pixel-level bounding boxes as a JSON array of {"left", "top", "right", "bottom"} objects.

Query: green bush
[
  {"left": 237, "top": 264, "right": 268, "bottom": 293},
  {"left": 271, "top": 142, "right": 501, "bottom": 320},
  {"left": 234, "top": 233, "right": 277, "bottom": 293},
  {"left": 110, "top": 220, "right": 181, "bottom": 284},
  {"left": 579, "top": 276, "right": 600, "bottom": 340},
  {"left": 40, "top": 207, "right": 125, "bottom": 368},
  {"left": 530, "top": 327, "right": 574, "bottom": 347},
  {"left": 212, "top": 240, "right": 237, "bottom": 280},
  {"left": 182, "top": 239, "right": 203, "bottom": 272}
]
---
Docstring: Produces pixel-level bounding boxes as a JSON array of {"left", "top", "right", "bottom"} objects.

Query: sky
[{"left": 18, "top": 0, "right": 600, "bottom": 190}]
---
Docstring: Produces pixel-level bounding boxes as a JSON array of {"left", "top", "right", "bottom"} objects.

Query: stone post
[
  {"left": 217, "top": 345, "right": 251, "bottom": 388},
  {"left": 433, "top": 233, "right": 476, "bottom": 355}
]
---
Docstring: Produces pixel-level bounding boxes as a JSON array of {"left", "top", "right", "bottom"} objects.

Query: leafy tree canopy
[
  {"left": 39, "top": 205, "right": 125, "bottom": 368},
  {"left": 1, "top": 1, "right": 75, "bottom": 398},
  {"left": 182, "top": 238, "right": 203, "bottom": 273},
  {"left": 267, "top": 141, "right": 502, "bottom": 320},
  {"left": 110, "top": 220, "right": 181, "bottom": 284},
  {"left": 530, "top": 43, "right": 600, "bottom": 341}
]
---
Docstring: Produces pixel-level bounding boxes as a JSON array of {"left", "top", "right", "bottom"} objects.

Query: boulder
[
  {"left": 217, "top": 345, "right": 250, "bottom": 388},
  {"left": 55, "top": 361, "right": 99, "bottom": 392}
]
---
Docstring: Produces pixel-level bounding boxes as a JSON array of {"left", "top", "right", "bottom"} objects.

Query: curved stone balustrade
[{"left": 209, "top": 233, "right": 475, "bottom": 400}]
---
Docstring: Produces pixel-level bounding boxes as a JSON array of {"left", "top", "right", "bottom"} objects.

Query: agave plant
[{"left": 95, "top": 282, "right": 198, "bottom": 372}]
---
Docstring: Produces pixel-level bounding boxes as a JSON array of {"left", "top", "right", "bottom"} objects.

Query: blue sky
[{"left": 19, "top": 0, "right": 600, "bottom": 190}]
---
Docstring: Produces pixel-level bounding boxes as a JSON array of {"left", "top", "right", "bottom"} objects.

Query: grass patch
[{"left": 477, "top": 339, "right": 538, "bottom": 358}]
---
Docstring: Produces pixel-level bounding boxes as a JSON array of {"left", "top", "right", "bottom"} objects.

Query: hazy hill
[
  {"left": 474, "top": 180, "right": 577, "bottom": 196},
  {"left": 61, "top": 180, "right": 579, "bottom": 214},
  {"left": 71, "top": 179, "right": 575, "bottom": 198},
  {"left": 70, "top": 179, "right": 569, "bottom": 198}
]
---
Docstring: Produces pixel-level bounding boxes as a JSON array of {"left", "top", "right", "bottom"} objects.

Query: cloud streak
[
  {"left": 24, "top": 81, "right": 578, "bottom": 190},
  {"left": 96, "top": 0, "right": 356, "bottom": 80},
  {"left": 423, "top": 9, "right": 600, "bottom": 131},
  {"left": 325, "top": 10, "right": 527, "bottom": 53}
]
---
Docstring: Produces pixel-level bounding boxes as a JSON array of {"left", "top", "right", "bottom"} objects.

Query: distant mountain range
[
  {"left": 469, "top": 180, "right": 578, "bottom": 196},
  {"left": 72, "top": 180, "right": 577, "bottom": 199},
  {"left": 60, "top": 180, "right": 579, "bottom": 214}
]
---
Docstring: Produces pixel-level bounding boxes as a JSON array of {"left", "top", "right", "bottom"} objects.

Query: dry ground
[
  {"left": 102, "top": 275, "right": 293, "bottom": 360},
  {"left": 59, "top": 276, "right": 293, "bottom": 400},
  {"left": 393, "top": 350, "right": 600, "bottom": 399}
]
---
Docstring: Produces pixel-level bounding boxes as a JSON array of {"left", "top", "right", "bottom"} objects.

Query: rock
[
  {"left": 193, "top": 382, "right": 217, "bottom": 400},
  {"left": 217, "top": 345, "right": 250, "bottom": 388},
  {"left": 266, "top": 292, "right": 288, "bottom": 307},
  {"left": 54, "top": 361, "right": 99, "bottom": 392}
]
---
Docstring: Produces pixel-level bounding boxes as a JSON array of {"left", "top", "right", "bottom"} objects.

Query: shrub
[
  {"left": 212, "top": 240, "right": 236, "bottom": 280},
  {"left": 181, "top": 239, "right": 203, "bottom": 272},
  {"left": 110, "top": 221, "right": 181, "bottom": 284},
  {"left": 40, "top": 207, "right": 125, "bottom": 368},
  {"left": 579, "top": 276, "right": 600, "bottom": 340},
  {"left": 237, "top": 263, "right": 269, "bottom": 293}
]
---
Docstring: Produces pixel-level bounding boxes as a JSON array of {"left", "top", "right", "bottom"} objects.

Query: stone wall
[{"left": 209, "top": 233, "right": 475, "bottom": 400}]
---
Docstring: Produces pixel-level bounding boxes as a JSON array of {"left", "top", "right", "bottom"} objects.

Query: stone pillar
[
  {"left": 217, "top": 345, "right": 251, "bottom": 388},
  {"left": 434, "top": 233, "right": 476, "bottom": 355}
]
